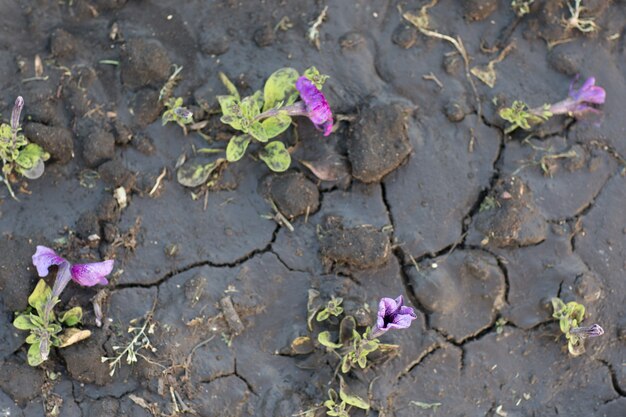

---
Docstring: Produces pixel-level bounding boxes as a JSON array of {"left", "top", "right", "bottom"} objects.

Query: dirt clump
[
  {"left": 121, "top": 38, "right": 172, "bottom": 90},
  {"left": 267, "top": 171, "right": 320, "bottom": 219},
  {"left": 23, "top": 123, "right": 74, "bottom": 164},
  {"left": 83, "top": 129, "right": 115, "bottom": 168},
  {"left": 318, "top": 216, "right": 391, "bottom": 270},
  {"left": 348, "top": 102, "right": 413, "bottom": 183}
]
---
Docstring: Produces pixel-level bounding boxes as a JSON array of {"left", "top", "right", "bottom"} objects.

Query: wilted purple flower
[
  {"left": 11, "top": 96, "right": 24, "bottom": 133},
  {"left": 571, "top": 324, "right": 604, "bottom": 338},
  {"left": 546, "top": 76, "right": 606, "bottom": 118},
  {"left": 295, "top": 76, "right": 333, "bottom": 136},
  {"left": 32, "top": 246, "right": 114, "bottom": 298},
  {"left": 371, "top": 295, "right": 417, "bottom": 338}
]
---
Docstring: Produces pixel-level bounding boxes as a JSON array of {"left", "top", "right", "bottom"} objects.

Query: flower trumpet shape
[
  {"left": 372, "top": 295, "right": 417, "bottom": 338},
  {"left": 32, "top": 246, "right": 114, "bottom": 298},
  {"left": 546, "top": 76, "right": 606, "bottom": 117},
  {"left": 295, "top": 76, "right": 334, "bottom": 136}
]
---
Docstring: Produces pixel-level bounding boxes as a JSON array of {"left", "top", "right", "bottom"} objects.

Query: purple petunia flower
[
  {"left": 295, "top": 76, "right": 333, "bottom": 136},
  {"left": 547, "top": 76, "right": 606, "bottom": 118},
  {"left": 32, "top": 246, "right": 113, "bottom": 298},
  {"left": 570, "top": 324, "right": 604, "bottom": 338},
  {"left": 372, "top": 295, "right": 417, "bottom": 338}
]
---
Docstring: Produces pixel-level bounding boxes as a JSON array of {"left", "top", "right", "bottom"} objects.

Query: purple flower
[
  {"left": 372, "top": 295, "right": 417, "bottom": 338},
  {"left": 570, "top": 324, "right": 604, "bottom": 338},
  {"left": 11, "top": 96, "right": 24, "bottom": 133},
  {"left": 295, "top": 76, "right": 333, "bottom": 136},
  {"left": 32, "top": 246, "right": 113, "bottom": 298},
  {"left": 547, "top": 76, "right": 606, "bottom": 117}
]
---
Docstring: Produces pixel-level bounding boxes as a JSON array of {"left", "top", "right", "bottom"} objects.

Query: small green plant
[
  {"left": 13, "top": 246, "right": 114, "bottom": 366},
  {"left": 551, "top": 297, "right": 604, "bottom": 356},
  {"left": 316, "top": 296, "right": 344, "bottom": 322},
  {"left": 0, "top": 97, "right": 49, "bottom": 199},
  {"left": 511, "top": 0, "right": 534, "bottom": 17},
  {"left": 217, "top": 67, "right": 333, "bottom": 172},
  {"left": 162, "top": 97, "right": 194, "bottom": 130},
  {"left": 499, "top": 101, "right": 552, "bottom": 134},
  {"left": 323, "top": 382, "right": 369, "bottom": 417},
  {"left": 13, "top": 280, "right": 85, "bottom": 366}
]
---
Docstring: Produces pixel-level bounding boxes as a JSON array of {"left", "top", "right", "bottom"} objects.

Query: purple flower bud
[
  {"left": 570, "top": 324, "right": 604, "bottom": 338},
  {"left": 11, "top": 96, "right": 24, "bottom": 132},
  {"left": 32, "top": 246, "right": 113, "bottom": 298},
  {"left": 546, "top": 76, "right": 606, "bottom": 118},
  {"left": 295, "top": 76, "right": 333, "bottom": 136},
  {"left": 372, "top": 295, "right": 417, "bottom": 338}
]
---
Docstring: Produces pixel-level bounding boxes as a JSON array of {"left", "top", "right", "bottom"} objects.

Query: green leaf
[
  {"left": 316, "top": 309, "right": 330, "bottom": 322},
  {"left": 568, "top": 302, "right": 585, "bottom": 323},
  {"left": 27, "top": 342, "right": 44, "bottom": 366},
  {"left": 303, "top": 66, "right": 329, "bottom": 89},
  {"left": 16, "top": 143, "right": 47, "bottom": 170},
  {"left": 339, "top": 316, "right": 356, "bottom": 345},
  {"left": 240, "top": 93, "right": 262, "bottom": 120},
  {"left": 28, "top": 279, "right": 51, "bottom": 317},
  {"left": 248, "top": 122, "right": 269, "bottom": 142},
  {"left": 550, "top": 297, "right": 566, "bottom": 318},
  {"left": 177, "top": 159, "right": 224, "bottom": 188},
  {"left": 259, "top": 141, "right": 291, "bottom": 172},
  {"left": 317, "top": 331, "right": 342, "bottom": 349},
  {"left": 559, "top": 318, "right": 570, "bottom": 334},
  {"left": 357, "top": 354, "right": 367, "bottom": 368},
  {"left": 339, "top": 380, "right": 370, "bottom": 410},
  {"left": 219, "top": 72, "right": 240, "bottom": 100},
  {"left": 340, "top": 355, "right": 351, "bottom": 373},
  {"left": 226, "top": 135, "right": 252, "bottom": 162},
  {"left": 60, "top": 307, "right": 83, "bottom": 327},
  {"left": 25, "top": 333, "right": 39, "bottom": 344},
  {"left": 362, "top": 340, "right": 379, "bottom": 354},
  {"left": 263, "top": 67, "right": 299, "bottom": 111},
  {"left": 261, "top": 113, "right": 292, "bottom": 139},
  {"left": 13, "top": 314, "right": 37, "bottom": 331}
]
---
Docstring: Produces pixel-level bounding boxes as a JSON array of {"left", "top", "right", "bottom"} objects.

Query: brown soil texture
[{"left": 0, "top": 1, "right": 625, "bottom": 416}]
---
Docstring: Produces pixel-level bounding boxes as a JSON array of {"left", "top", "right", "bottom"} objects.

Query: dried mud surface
[{"left": 0, "top": 1, "right": 624, "bottom": 416}]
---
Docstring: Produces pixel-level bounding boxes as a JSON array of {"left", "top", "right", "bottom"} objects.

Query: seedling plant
[
  {"left": 551, "top": 297, "right": 603, "bottom": 356},
  {"left": 0, "top": 97, "right": 49, "bottom": 199}
]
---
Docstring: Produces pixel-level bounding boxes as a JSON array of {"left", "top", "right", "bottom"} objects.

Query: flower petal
[
  {"left": 295, "top": 76, "right": 333, "bottom": 133},
  {"left": 70, "top": 260, "right": 114, "bottom": 287},
  {"left": 32, "top": 246, "right": 66, "bottom": 277}
]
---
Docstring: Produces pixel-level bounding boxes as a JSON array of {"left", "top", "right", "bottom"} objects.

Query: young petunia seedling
[
  {"left": 0, "top": 97, "right": 49, "bottom": 199},
  {"left": 13, "top": 246, "right": 114, "bottom": 366},
  {"left": 500, "top": 76, "right": 606, "bottom": 134},
  {"left": 218, "top": 66, "right": 334, "bottom": 172},
  {"left": 551, "top": 297, "right": 603, "bottom": 356}
]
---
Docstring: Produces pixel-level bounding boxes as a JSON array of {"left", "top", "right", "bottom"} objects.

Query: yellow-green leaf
[
  {"left": 28, "top": 279, "right": 51, "bottom": 316},
  {"left": 226, "top": 135, "right": 252, "bottom": 162},
  {"left": 259, "top": 141, "right": 291, "bottom": 172},
  {"left": 263, "top": 67, "right": 299, "bottom": 111},
  {"left": 27, "top": 342, "right": 44, "bottom": 366},
  {"left": 262, "top": 113, "right": 291, "bottom": 138},
  {"left": 317, "top": 331, "right": 342, "bottom": 349},
  {"left": 13, "top": 314, "right": 37, "bottom": 331},
  {"left": 60, "top": 306, "right": 83, "bottom": 327},
  {"left": 219, "top": 72, "right": 240, "bottom": 100}
]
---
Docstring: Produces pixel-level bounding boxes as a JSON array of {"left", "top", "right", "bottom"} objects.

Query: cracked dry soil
[{"left": 0, "top": 1, "right": 624, "bottom": 416}]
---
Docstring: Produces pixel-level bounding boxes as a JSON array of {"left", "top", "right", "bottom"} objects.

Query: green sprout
[
  {"left": 499, "top": 101, "right": 552, "bottom": 134},
  {"left": 511, "top": 0, "right": 534, "bottom": 17},
  {"left": 551, "top": 297, "right": 603, "bottom": 356},
  {"left": 316, "top": 296, "right": 344, "bottom": 322},
  {"left": 162, "top": 97, "right": 194, "bottom": 131},
  {"left": 0, "top": 97, "right": 49, "bottom": 199},
  {"left": 13, "top": 280, "right": 87, "bottom": 366}
]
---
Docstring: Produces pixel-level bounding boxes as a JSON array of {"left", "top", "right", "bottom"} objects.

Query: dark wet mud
[{"left": 0, "top": 1, "right": 624, "bottom": 416}]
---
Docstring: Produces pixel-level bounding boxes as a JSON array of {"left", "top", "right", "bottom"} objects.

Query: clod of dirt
[
  {"left": 253, "top": 24, "right": 275, "bottom": 47},
  {"left": 548, "top": 49, "right": 582, "bottom": 76},
  {"left": 92, "top": 0, "right": 128, "bottom": 11},
  {"left": 113, "top": 120, "right": 133, "bottom": 145},
  {"left": 82, "top": 129, "right": 115, "bottom": 168},
  {"left": 444, "top": 99, "right": 466, "bottom": 123},
  {"left": 131, "top": 88, "right": 163, "bottom": 127},
  {"left": 472, "top": 177, "right": 548, "bottom": 248},
  {"left": 464, "top": 0, "right": 499, "bottom": 21},
  {"left": 191, "top": 375, "right": 254, "bottom": 416},
  {"left": 408, "top": 250, "right": 505, "bottom": 342},
  {"left": 50, "top": 28, "right": 78, "bottom": 58},
  {"left": 131, "top": 133, "right": 156, "bottom": 155},
  {"left": 347, "top": 102, "right": 413, "bottom": 183},
  {"left": 121, "top": 38, "right": 172, "bottom": 90},
  {"left": 199, "top": 31, "right": 230, "bottom": 56},
  {"left": 60, "top": 337, "right": 111, "bottom": 385},
  {"left": 97, "top": 195, "right": 121, "bottom": 223},
  {"left": 267, "top": 171, "right": 320, "bottom": 219},
  {"left": 23, "top": 122, "right": 74, "bottom": 164},
  {"left": 103, "top": 222, "right": 119, "bottom": 243},
  {"left": 392, "top": 24, "right": 418, "bottom": 49},
  {"left": 0, "top": 361, "right": 44, "bottom": 407},
  {"left": 98, "top": 159, "right": 136, "bottom": 191},
  {"left": 76, "top": 211, "right": 100, "bottom": 239},
  {"left": 318, "top": 216, "right": 391, "bottom": 270}
]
